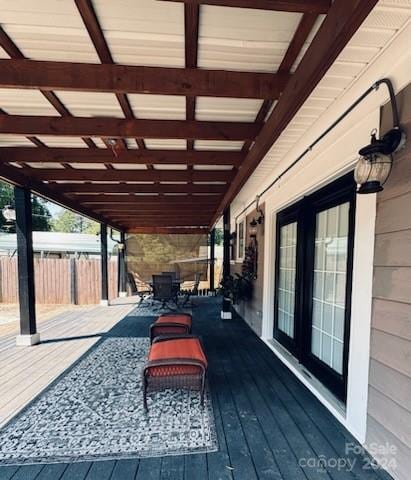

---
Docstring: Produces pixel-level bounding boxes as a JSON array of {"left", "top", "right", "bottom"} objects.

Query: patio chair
[
  {"left": 142, "top": 334, "right": 207, "bottom": 411},
  {"left": 127, "top": 272, "right": 152, "bottom": 305},
  {"left": 152, "top": 274, "right": 177, "bottom": 310},
  {"left": 149, "top": 313, "right": 192, "bottom": 343}
]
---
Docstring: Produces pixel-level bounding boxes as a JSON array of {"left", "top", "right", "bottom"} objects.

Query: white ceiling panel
[
  {"left": 92, "top": 0, "right": 184, "bottom": 67},
  {"left": 145, "top": 139, "right": 186, "bottom": 150},
  {"left": 127, "top": 94, "right": 185, "bottom": 120},
  {"left": 195, "top": 140, "right": 244, "bottom": 151},
  {"left": 0, "top": 89, "right": 58, "bottom": 116},
  {"left": 54, "top": 92, "right": 124, "bottom": 118},
  {"left": 196, "top": 97, "right": 262, "bottom": 122},
  {"left": 198, "top": 6, "right": 301, "bottom": 72},
  {"left": 0, "top": 0, "right": 99, "bottom": 62},
  {"left": 37, "top": 136, "right": 89, "bottom": 148},
  {"left": 0, "top": 135, "right": 35, "bottom": 146}
]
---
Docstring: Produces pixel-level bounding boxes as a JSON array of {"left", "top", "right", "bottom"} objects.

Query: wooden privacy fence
[{"left": 0, "top": 257, "right": 118, "bottom": 305}]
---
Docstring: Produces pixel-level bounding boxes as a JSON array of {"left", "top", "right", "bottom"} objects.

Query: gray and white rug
[
  {"left": 0, "top": 337, "right": 218, "bottom": 465},
  {"left": 130, "top": 302, "right": 192, "bottom": 317}
]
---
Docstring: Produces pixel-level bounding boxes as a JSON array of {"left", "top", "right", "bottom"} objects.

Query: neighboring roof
[{"left": 0, "top": 232, "right": 117, "bottom": 254}]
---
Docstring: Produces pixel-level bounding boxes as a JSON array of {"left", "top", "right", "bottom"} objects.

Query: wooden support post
[
  {"left": 70, "top": 258, "right": 77, "bottom": 305},
  {"left": 222, "top": 207, "right": 232, "bottom": 319},
  {"left": 100, "top": 223, "right": 109, "bottom": 306},
  {"left": 118, "top": 231, "right": 127, "bottom": 298},
  {"left": 14, "top": 187, "right": 40, "bottom": 345},
  {"left": 209, "top": 228, "right": 215, "bottom": 292}
]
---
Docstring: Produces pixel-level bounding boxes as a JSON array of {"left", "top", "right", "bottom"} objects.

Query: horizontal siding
[
  {"left": 370, "top": 329, "right": 411, "bottom": 378},
  {"left": 369, "top": 359, "right": 411, "bottom": 413},
  {"left": 373, "top": 266, "right": 411, "bottom": 303},
  {"left": 374, "top": 192, "right": 411, "bottom": 234},
  {"left": 367, "top": 83, "right": 411, "bottom": 480},
  {"left": 366, "top": 416, "right": 411, "bottom": 480},
  {"left": 374, "top": 230, "right": 411, "bottom": 267},
  {"left": 367, "top": 385, "right": 411, "bottom": 447},
  {"left": 372, "top": 298, "right": 411, "bottom": 340}
]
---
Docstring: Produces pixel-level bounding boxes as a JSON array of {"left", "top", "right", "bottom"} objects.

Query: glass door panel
[
  {"left": 311, "top": 202, "right": 349, "bottom": 374},
  {"left": 277, "top": 222, "right": 297, "bottom": 338}
]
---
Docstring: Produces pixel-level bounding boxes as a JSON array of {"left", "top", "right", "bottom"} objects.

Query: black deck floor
[{"left": 0, "top": 297, "right": 393, "bottom": 480}]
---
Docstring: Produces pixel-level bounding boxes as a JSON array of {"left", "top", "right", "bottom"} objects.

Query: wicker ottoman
[
  {"left": 142, "top": 334, "right": 207, "bottom": 411},
  {"left": 149, "top": 313, "right": 192, "bottom": 343}
]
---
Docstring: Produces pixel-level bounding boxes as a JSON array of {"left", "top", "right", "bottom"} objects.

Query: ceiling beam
[
  {"left": 0, "top": 59, "right": 290, "bottom": 100},
  {"left": 211, "top": 0, "right": 379, "bottom": 226},
  {"left": 108, "top": 218, "right": 210, "bottom": 227},
  {"left": 77, "top": 195, "right": 220, "bottom": 205},
  {"left": 58, "top": 184, "right": 226, "bottom": 194},
  {"left": 74, "top": 0, "right": 145, "bottom": 149},
  {"left": 241, "top": 12, "right": 318, "bottom": 153},
  {"left": 161, "top": 0, "right": 330, "bottom": 14},
  {"left": 0, "top": 115, "right": 259, "bottom": 141},
  {"left": 0, "top": 163, "right": 121, "bottom": 229},
  {"left": 0, "top": 26, "right": 96, "bottom": 150},
  {"left": 30, "top": 169, "right": 233, "bottom": 182},
  {"left": 126, "top": 227, "right": 209, "bottom": 234},
  {"left": 0, "top": 147, "right": 244, "bottom": 166},
  {"left": 185, "top": 3, "right": 200, "bottom": 151}
]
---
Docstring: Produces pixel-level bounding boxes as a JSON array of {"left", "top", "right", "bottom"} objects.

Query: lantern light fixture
[{"left": 354, "top": 127, "right": 405, "bottom": 194}]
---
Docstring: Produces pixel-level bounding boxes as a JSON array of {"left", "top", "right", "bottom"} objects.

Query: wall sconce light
[
  {"left": 250, "top": 195, "right": 265, "bottom": 229},
  {"left": 354, "top": 127, "right": 405, "bottom": 194}
]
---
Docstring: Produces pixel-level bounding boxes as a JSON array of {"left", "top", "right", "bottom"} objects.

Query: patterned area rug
[
  {"left": 130, "top": 302, "right": 192, "bottom": 317},
  {"left": 0, "top": 337, "right": 218, "bottom": 465}
]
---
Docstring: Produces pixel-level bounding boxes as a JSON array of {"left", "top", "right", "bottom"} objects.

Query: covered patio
[
  {"left": 0, "top": 297, "right": 392, "bottom": 479},
  {"left": 0, "top": 0, "right": 409, "bottom": 478}
]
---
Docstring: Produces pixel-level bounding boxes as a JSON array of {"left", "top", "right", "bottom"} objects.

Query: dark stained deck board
[
  {"left": 0, "top": 298, "right": 393, "bottom": 480},
  {"left": 110, "top": 459, "right": 139, "bottom": 480}
]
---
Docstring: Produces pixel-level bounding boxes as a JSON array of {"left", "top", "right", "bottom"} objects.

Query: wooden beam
[
  {"left": 162, "top": 0, "right": 330, "bottom": 14},
  {"left": 0, "top": 163, "right": 121, "bottom": 229},
  {"left": 110, "top": 215, "right": 210, "bottom": 227},
  {"left": 31, "top": 169, "right": 233, "bottom": 182},
  {"left": 185, "top": 3, "right": 200, "bottom": 150},
  {"left": 0, "top": 115, "right": 260, "bottom": 141},
  {"left": 242, "top": 12, "right": 318, "bottom": 153},
  {"left": 211, "top": 0, "right": 379, "bottom": 225},
  {"left": 126, "top": 227, "right": 209, "bottom": 234},
  {"left": 0, "top": 26, "right": 96, "bottom": 150},
  {"left": 75, "top": 194, "right": 221, "bottom": 204},
  {"left": 59, "top": 184, "right": 226, "bottom": 194},
  {"left": 74, "top": 0, "right": 146, "bottom": 149},
  {"left": 95, "top": 207, "right": 215, "bottom": 214},
  {"left": 79, "top": 196, "right": 222, "bottom": 207},
  {"left": 0, "top": 147, "right": 244, "bottom": 166},
  {"left": 0, "top": 59, "right": 290, "bottom": 100}
]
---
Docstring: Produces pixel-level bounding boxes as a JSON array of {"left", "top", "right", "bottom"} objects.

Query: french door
[{"left": 273, "top": 173, "right": 356, "bottom": 401}]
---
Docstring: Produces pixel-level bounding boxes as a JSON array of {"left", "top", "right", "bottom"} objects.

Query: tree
[
  {"left": 214, "top": 228, "right": 223, "bottom": 245},
  {"left": 51, "top": 210, "right": 100, "bottom": 234},
  {"left": 0, "top": 181, "right": 52, "bottom": 232}
]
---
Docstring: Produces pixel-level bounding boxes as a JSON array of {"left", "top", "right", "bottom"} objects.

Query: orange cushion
[
  {"left": 147, "top": 338, "right": 207, "bottom": 377},
  {"left": 156, "top": 314, "right": 192, "bottom": 328}
]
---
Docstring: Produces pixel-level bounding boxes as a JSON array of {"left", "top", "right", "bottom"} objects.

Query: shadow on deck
[{"left": 0, "top": 297, "right": 392, "bottom": 480}]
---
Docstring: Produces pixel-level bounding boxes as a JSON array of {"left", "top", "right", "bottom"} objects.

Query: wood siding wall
[
  {"left": 0, "top": 257, "right": 118, "bottom": 305},
  {"left": 366, "top": 84, "right": 411, "bottom": 480},
  {"left": 232, "top": 205, "right": 265, "bottom": 336}
]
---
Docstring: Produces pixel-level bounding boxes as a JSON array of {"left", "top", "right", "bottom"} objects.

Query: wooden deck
[
  {"left": 0, "top": 297, "right": 393, "bottom": 480},
  {"left": 0, "top": 301, "right": 134, "bottom": 429}
]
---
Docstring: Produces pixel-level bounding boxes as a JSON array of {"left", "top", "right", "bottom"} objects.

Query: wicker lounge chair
[{"left": 142, "top": 334, "right": 207, "bottom": 411}]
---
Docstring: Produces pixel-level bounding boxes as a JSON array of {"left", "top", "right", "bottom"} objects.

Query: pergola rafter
[{"left": 0, "top": 0, "right": 378, "bottom": 232}]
